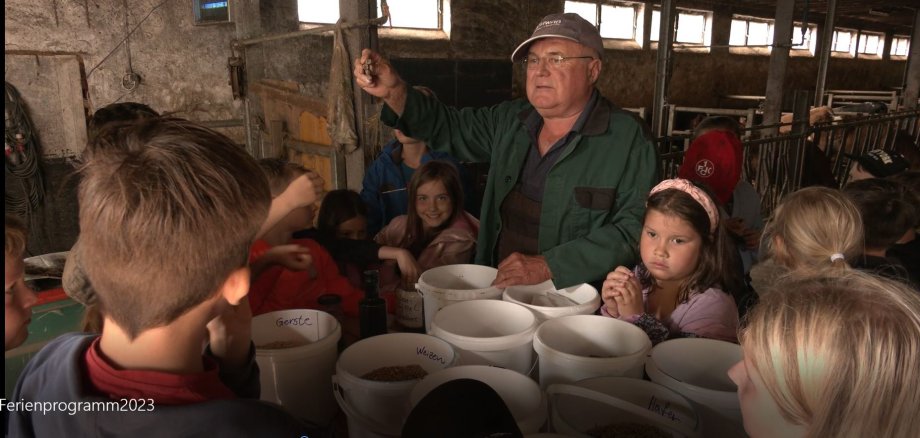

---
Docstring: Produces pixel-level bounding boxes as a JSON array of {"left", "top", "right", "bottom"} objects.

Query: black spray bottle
[{"left": 360, "top": 269, "right": 388, "bottom": 338}]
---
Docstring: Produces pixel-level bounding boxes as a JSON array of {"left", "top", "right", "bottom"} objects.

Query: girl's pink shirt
[{"left": 374, "top": 212, "right": 480, "bottom": 291}]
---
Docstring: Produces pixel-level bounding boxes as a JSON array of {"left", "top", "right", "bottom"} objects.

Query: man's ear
[
  {"left": 219, "top": 267, "right": 251, "bottom": 306},
  {"left": 588, "top": 58, "right": 602, "bottom": 84}
]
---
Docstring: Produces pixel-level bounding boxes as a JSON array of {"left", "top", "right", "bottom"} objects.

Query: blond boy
[{"left": 9, "top": 119, "right": 311, "bottom": 436}]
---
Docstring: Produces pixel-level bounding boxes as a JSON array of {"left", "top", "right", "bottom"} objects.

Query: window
[
  {"left": 194, "top": 0, "right": 229, "bottom": 24},
  {"left": 729, "top": 16, "right": 775, "bottom": 49},
  {"left": 892, "top": 36, "right": 911, "bottom": 57},
  {"left": 377, "top": 0, "right": 440, "bottom": 29},
  {"left": 832, "top": 29, "right": 856, "bottom": 54},
  {"left": 564, "top": 1, "right": 641, "bottom": 41},
  {"left": 791, "top": 24, "right": 817, "bottom": 54},
  {"left": 857, "top": 31, "right": 884, "bottom": 57},
  {"left": 298, "top": 1, "right": 339, "bottom": 24},
  {"left": 649, "top": 8, "right": 711, "bottom": 46},
  {"left": 298, "top": 0, "right": 442, "bottom": 30}
]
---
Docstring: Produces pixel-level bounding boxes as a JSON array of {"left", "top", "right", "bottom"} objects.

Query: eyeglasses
[{"left": 521, "top": 55, "right": 596, "bottom": 70}]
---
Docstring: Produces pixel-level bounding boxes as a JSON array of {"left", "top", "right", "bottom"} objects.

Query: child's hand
[
  {"left": 207, "top": 296, "right": 253, "bottom": 369},
  {"left": 602, "top": 266, "right": 643, "bottom": 318},
  {"left": 266, "top": 244, "right": 314, "bottom": 272},
  {"left": 395, "top": 249, "right": 421, "bottom": 290},
  {"left": 284, "top": 171, "right": 325, "bottom": 208}
]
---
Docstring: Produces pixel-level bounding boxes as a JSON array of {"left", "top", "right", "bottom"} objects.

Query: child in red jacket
[{"left": 249, "top": 159, "right": 364, "bottom": 316}]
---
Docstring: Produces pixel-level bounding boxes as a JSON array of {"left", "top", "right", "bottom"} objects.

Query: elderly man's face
[{"left": 525, "top": 38, "right": 601, "bottom": 119}]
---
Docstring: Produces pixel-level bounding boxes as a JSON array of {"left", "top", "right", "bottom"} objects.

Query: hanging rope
[
  {"left": 327, "top": 22, "right": 360, "bottom": 154},
  {"left": 5, "top": 82, "right": 45, "bottom": 218},
  {"left": 325, "top": 0, "right": 390, "bottom": 154}
]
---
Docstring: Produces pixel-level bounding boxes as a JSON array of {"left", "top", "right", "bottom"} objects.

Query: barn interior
[
  {"left": 5, "top": 1, "right": 920, "bottom": 434},
  {"left": 5, "top": 0, "right": 918, "bottom": 255}
]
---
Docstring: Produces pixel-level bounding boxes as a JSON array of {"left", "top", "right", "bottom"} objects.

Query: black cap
[{"left": 846, "top": 149, "right": 909, "bottom": 178}]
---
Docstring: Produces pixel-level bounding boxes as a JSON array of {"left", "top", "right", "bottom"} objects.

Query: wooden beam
[
  {"left": 762, "top": 0, "right": 795, "bottom": 131},
  {"left": 341, "top": 0, "right": 379, "bottom": 191}
]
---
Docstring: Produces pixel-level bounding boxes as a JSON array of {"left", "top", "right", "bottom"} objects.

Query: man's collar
[{"left": 518, "top": 89, "right": 609, "bottom": 137}]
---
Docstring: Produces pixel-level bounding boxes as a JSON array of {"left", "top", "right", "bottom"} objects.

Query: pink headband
[{"left": 649, "top": 178, "right": 719, "bottom": 233}]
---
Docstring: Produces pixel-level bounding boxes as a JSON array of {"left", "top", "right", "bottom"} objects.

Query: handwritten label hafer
[{"left": 647, "top": 395, "right": 681, "bottom": 422}]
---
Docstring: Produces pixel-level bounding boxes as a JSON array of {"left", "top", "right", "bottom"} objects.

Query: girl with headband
[{"left": 600, "top": 178, "right": 742, "bottom": 344}]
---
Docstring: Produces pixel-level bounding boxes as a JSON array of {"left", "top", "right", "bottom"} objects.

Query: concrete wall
[
  {"left": 5, "top": 0, "right": 245, "bottom": 152},
  {"left": 5, "top": 0, "right": 244, "bottom": 254}
]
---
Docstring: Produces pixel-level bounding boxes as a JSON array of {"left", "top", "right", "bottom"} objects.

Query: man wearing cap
[
  {"left": 848, "top": 149, "right": 909, "bottom": 182},
  {"left": 353, "top": 13, "right": 658, "bottom": 289}
]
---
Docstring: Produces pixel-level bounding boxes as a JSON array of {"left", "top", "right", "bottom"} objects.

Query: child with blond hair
[
  {"left": 750, "top": 187, "right": 863, "bottom": 293},
  {"left": 9, "top": 118, "right": 310, "bottom": 436},
  {"left": 730, "top": 270, "right": 920, "bottom": 437}
]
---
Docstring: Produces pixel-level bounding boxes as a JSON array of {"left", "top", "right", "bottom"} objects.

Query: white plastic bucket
[
  {"left": 548, "top": 377, "right": 699, "bottom": 437},
  {"left": 409, "top": 365, "right": 547, "bottom": 434},
  {"left": 503, "top": 282, "right": 601, "bottom": 321},
  {"left": 333, "top": 333, "right": 458, "bottom": 438},
  {"left": 533, "top": 315, "right": 652, "bottom": 389},
  {"left": 415, "top": 264, "right": 503, "bottom": 332},
  {"left": 251, "top": 309, "right": 341, "bottom": 426},
  {"left": 646, "top": 338, "right": 745, "bottom": 438},
  {"left": 429, "top": 299, "right": 538, "bottom": 374}
]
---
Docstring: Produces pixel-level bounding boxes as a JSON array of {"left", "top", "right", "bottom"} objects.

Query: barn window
[
  {"left": 891, "top": 36, "right": 911, "bottom": 57},
  {"left": 194, "top": 0, "right": 230, "bottom": 24},
  {"left": 649, "top": 8, "right": 711, "bottom": 47},
  {"left": 298, "top": 0, "right": 443, "bottom": 31},
  {"left": 791, "top": 23, "right": 817, "bottom": 54},
  {"left": 564, "top": 1, "right": 642, "bottom": 41},
  {"left": 856, "top": 31, "right": 884, "bottom": 58},
  {"left": 730, "top": 17, "right": 774, "bottom": 48},
  {"left": 832, "top": 29, "right": 857, "bottom": 55}
]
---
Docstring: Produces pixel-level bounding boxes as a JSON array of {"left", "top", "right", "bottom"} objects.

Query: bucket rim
[
  {"left": 561, "top": 376, "right": 700, "bottom": 428},
  {"left": 254, "top": 323, "right": 342, "bottom": 358},
  {"left": 645, "top": 358, "right": 740, "bottom": 402},
  {"left": 252, "top": 309, "right": 343, "bottom": 358},
  {"left": 647, "top": 338, "right": 741, "bottom": 397},
  {"left": 502, "top": 284, "right": 601, "bottom": 311},
  {"left": 335, "top": 333, "right": 459, "bottom": 389},
  {"left": 533, "top": 315, "right": 652, "bottom": 361},
  {"left": 430, "top": 300, "right": 538, "bottom": 351},
  {"left": 417, "top": 264, "right": 500, "bottom": 293}
]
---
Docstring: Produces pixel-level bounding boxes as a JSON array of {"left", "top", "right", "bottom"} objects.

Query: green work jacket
[{"left": 381, "top": 88, "right": 659, "bottom": 287}]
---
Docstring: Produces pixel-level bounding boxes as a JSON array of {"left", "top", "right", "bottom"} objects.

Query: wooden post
[
  {"left": 762, "top": 0, "right": 795, "bottom": 133},
  {"left": 341, "top": 0, "right": 379, "bottom": 190}
]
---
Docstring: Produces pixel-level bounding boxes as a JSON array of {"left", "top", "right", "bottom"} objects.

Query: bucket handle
[
  {"left": 546, "top": 384, "right": 698, "bottom": 438},
  {"left": 331, "top": 375, "right": 404, "bottom": 437}
]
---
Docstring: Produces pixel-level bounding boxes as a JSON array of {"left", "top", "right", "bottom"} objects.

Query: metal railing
[{"left": 656, "top": 108, "right": 920, "bottom": 216}]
